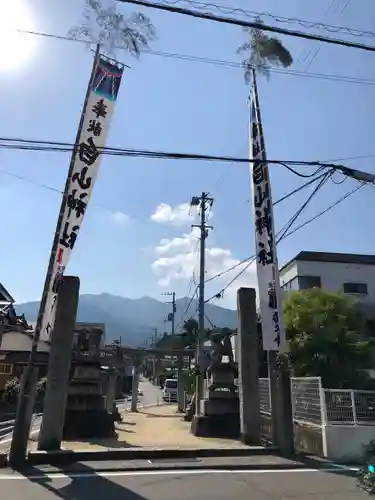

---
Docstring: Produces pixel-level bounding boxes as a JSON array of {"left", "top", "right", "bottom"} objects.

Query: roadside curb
[
  {"left": 11, "top": 461, "right": 325, "bottom": 475},
  {"left": 25, "top": 446, "right": 279, "bottom": 466}
]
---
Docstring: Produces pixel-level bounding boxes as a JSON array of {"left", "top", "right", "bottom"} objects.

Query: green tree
[
  {"left": 69, "top": 0, "right": 156, "bottom": 57},
  {"left": 284, "top": 288, "right": 374, "bottom": 389},
  {"left": 3, "top": 377, "right": 20, "bottom": 404},
  {"left": 181, "top": 318, "right": 199, "bottom": 347},
  {"left": 237, "top": 17, "right": 293, "bottom": 81}
]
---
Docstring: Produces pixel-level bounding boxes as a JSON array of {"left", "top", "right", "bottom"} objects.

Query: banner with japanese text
[
  {"left": 41, "top": 56, "right": 124, "bottom": 341},
  {"left": 250, "top": 85, "right": 285, "bottom": 351}
]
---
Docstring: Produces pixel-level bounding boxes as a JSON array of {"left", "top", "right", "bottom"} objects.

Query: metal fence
[
  {"left": 259, "top": 377, "right": 375, "bottom": 426},
  {"left": 324, "top": 389, "right": 375, "bottom": 425},
  {"left": 259, "top": 377, "right": 323, "bottom": 425}
]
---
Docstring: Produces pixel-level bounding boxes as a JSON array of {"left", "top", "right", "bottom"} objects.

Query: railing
[
  {"left": 259, "top": 376, "right": 323, "bottom": 425},
  {"left": 324, "top": 389, "right": 375, "bottom": 425},
  {"left": 259, "top": 377, "right": 375, "bottom": 426}
]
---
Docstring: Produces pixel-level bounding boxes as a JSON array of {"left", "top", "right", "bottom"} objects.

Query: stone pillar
[
  {"left": 38, "top": 276, "right": 80, "bottom": 451},
  {"left": 237, "top": 288, "right": 261, "bottom": 445},
  {"left": 177, "top": 355, "right": 184, "bottom": 412},
  {"left": 17, "top": 363, "right": 39, "bottom": 454},
  {"left": 271, "top": 353, "right": 294, "bottom": 456},
  {"left": 105, "top": 368, "right": 117, "bottom": 413},
  {"left": 131, "top": 364, "right": 139, "bottom": 412},
  {"left": 268, "top": 350, "right": 279, "bottom": 447}
]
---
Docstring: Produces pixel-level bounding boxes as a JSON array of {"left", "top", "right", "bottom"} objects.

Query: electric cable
[
  {"left": 204, "top": 172, "right": 358, "bottom": 303},
  {"left": 117, "top": 0, "right": 375, "bottom": 54},
  {"left": 10, "top": 26, "right": 375, "bottom": 87}
]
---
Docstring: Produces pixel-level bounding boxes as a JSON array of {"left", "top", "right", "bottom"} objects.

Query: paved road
[
  {"left": 137, "top": 378, "right": 164, "bottom": 407},
  {"left": 0, "top": 467, "right": 370, "bottom": 499}
]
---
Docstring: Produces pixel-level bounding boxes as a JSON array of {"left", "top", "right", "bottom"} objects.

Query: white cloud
[
  {"left": 150, "top": 202, "right": 201, "bottom": 227},
  {"left": 111, "top": 211, "right": 130, "bottom": 225},
  {"left": 151, "top": 229, "right": 257, "bottom": 309}
]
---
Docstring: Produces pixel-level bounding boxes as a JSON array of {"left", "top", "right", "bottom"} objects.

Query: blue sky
[{"left": 1, "top": 0, "right": 374, "bottom": 309}]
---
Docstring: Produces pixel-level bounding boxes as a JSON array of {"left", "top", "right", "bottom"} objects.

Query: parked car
[{"left": 162, "top": 378, "right": 178, "bottom": 402}]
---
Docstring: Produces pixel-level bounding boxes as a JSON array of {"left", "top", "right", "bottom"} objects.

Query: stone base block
[
  {"left": 207, "top": 389, "right": 238, "bottom": 399},
  {"left": 202, "top": 398, "right": 239, "bottom": 416},
  {"left": 190, "top": 414, "right": 240, "bottom": 438},
  {"left": 63, "top": 409, "right": 115, "bottom": 439}
]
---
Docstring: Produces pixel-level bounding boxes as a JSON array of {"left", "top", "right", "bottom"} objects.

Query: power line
[
  {"left": 118, "top": 0, "right": 375, "bottom": 53},
  {"left": 282, "top": 181, "right": 365, "bottom": 239},
  {"left": 0, "top": 167, "right": 143, "bottom": 221},
  {"left": 149, "top": 0, "right": 372, "bottom": 39},
  {"left": 205, "top": 179, "right": 364, "bottom": 303},
  {"left": 300, "top": 0, "right": 338, "bottom": 71},
  {"left": 204, "top": 170, "right": 331, "bottom": 283},
  {"left": 2, "top": 137, "right": 374, "bottom": 184},
  {"left": 276, "top": 170, "right": 333, "bottom": 241},
  {"left": 11, "top": 27, "right": 375, "bottom": 87}
]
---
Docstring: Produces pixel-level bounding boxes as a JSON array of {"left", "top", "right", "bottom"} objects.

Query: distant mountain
[{"left": 16, "top": 293, "right": 237, "bottom": 346}]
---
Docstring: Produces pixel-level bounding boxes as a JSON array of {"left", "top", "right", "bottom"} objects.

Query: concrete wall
[
  {"left": 323, "top": 425, "right": 375, "bottom": 463},
  {"left": 261, "top": 412, "right": 375, "bottom": 463},
  {"left": 260, "top": 413, "right": 324, "bottom": 456}
]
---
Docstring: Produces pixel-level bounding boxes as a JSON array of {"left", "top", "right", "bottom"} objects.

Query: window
[
  {"left": 282, "top": 276, "right": 299, "bottom": 292},
  {"left": 165, "top": 379, "right": 177, "bottom": 389},
  {"left": 0, "top": 364, "right": 12, "bottom": 375},
  {"left": 343, "top": 282, "right": 368, "bottom": 295},
  {"left": 299, "top": 275, "right": 322, "bottom": 290}
]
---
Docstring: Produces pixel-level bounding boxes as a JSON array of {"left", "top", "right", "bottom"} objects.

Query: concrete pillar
[
  {"left": 105, "top": 369, "right": 117, "bottom": 413},
  {"left": 274, "top": 354, "right": 295, "bottom": 456},
  {"left": 131, "top": 364, "right": 139, "bottom": 412},
  {"left": 177, "top": 355, "right": 184, "bottom": 412},
  {"left": 37, "top": 276, "right": 80, "bottom": 451},
  {"left": 237, "top": 288, "right": 261, "bottom": 445}
]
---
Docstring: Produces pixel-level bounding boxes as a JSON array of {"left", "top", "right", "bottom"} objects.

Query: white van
[{"left": 162, "top": 378, "right": 178, "bottom": 402}]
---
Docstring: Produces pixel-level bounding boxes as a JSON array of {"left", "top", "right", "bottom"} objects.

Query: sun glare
[{"left": 0, "top": 1, "right": 36, "bottom": 71}]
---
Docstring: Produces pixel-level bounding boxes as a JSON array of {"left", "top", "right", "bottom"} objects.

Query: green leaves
[
  {"left": 68, "top": 0, "right": 156, "bottom": 58},
  {"left": 283, "top": 288, "right": 373, "bottom": 388},
  {"left": 237, "top": 17, "right": 293, "bottom": 81}
]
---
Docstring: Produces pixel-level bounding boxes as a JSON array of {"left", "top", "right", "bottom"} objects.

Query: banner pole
[{"left": 9, "top": 45, "right": 101, "bottom": 468}]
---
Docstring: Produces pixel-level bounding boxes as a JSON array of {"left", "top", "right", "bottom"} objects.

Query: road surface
[
  {"left": 137, "top": 378, "right": 164, "bottom": 407},
  {"left": 0, "top": 466, "right": 370, "bottom": 499}
]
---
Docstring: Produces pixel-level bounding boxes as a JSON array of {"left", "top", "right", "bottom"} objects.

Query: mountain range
[{"left": 16, "top": 293, "right": 237, "bottom": 346}]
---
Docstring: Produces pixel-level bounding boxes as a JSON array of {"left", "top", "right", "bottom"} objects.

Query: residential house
[{"left": 279, "top": 250, "right": 375, "bottom": 329}]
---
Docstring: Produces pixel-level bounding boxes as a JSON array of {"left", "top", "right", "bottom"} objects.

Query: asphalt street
[
  {"left": 0, "top": 467, "right": 370, "bottom": 499},
  {"left": 137, "top": 378, "right": 164, "bottom": 407}
]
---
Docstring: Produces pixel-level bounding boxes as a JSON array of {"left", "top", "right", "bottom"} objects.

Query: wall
[
  {"left": 323, "top": 425, "right": 375, "bottom": 463},
  {"left": 260, "top": 413, "right": 324, "bottom": 456}
]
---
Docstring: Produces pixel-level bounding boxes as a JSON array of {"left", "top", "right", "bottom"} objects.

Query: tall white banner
[
  {"left": 41, "top": 56, "right": 124, "bottom": 341},
  {"left": 250, "top": 85, "right": 285, "bottom": 351}
]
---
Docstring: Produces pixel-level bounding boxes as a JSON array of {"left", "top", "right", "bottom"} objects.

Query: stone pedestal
[
  {"left": 190, "top": 362, "right": 239, "bottom": 438},
  {"left": 63, "top": 361, "right": 115, "bottom": 439}
]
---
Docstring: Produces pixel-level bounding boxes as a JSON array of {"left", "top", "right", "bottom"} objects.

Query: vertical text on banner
[
  {"left": 41, "top": 57, "right": 124, "bottom": 341},
  {"left": 249, "top": 86, "right": 285, "bottom": 352}
]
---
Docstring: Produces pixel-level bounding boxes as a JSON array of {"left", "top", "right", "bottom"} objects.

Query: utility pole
[
  {"left": 191, "top": 192, "right": 213, "bottom": 416},
  {"left": 161, "top": 292, "right": 176, "bottom": 337}
]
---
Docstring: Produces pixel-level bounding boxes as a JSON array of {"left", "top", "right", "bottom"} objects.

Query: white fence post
[
  {"left": 318, "top": 378, "right": 327, "bottom": 426},
  {"left": 268, "top": 377, "right": 272, "bottom": 412},
  {"left": 351, "top": 390, "right": 357, "bottom": 425}
]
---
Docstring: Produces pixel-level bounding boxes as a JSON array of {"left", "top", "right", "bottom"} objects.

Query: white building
[{"left": 279, "top": 251, "right": 375, "bottom": 318}]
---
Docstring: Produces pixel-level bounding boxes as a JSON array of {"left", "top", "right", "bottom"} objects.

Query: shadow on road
[{"left": 25, "top": 463, "right": 149, "bottom": 500}]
